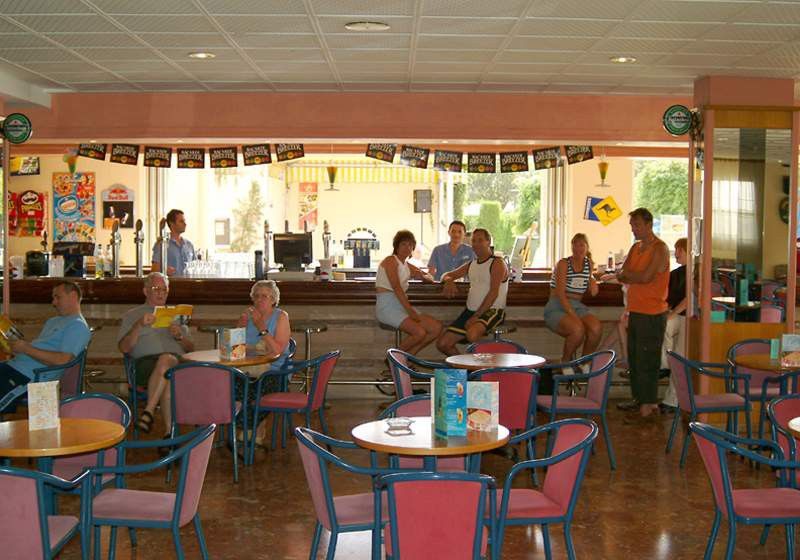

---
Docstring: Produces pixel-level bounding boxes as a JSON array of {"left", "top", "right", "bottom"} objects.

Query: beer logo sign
[
  {"left": 467, "top": 153, "right": 496, "bottom": 174},
  {"left": 662, "top": 104, "right": 693, "bottom": 136},
  {"left": 433, "top": 150, "right": 463, "bottom": 172},
  {"left": 366, "top": 143, "right": 397, "bottom": 162},
  {"left": 532, "top": 147, "right": 561, "bottom": 170},
  {"left": 499, "top": 151, "right": 529, "bottom": 173},
  {"left": 276, "top": 143, "right": 304, "bottom": 162},
  {"left": 1, "top": 113, "right": 32, "bottom": 144},
  {"left": 110, "top": 144, "right": 139, "bottom": 165},
  {"left": 210, "top": 147, "right": 238, "bottom": 168},
  {"left": 399, "top": 145, "right": 430, "bottom": 169},
  {"left": 243, "top": 144, "right": 272, "bottom": 166},
  {"left": 177, "top": 148, "right": 205, "bottom": 169},
  {"left": 143, "top": 146, "right": 172, "bottom": 168},
  {"left": 78, "top": 143, "right": 107, "bottom": 161},
  {"left": 565, "top": 145, "right": 594, "bottom": 165}
]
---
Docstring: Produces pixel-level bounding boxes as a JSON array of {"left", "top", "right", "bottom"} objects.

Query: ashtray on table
[{"left": 385, "top": 417, "right": 414, "bottom": 435}]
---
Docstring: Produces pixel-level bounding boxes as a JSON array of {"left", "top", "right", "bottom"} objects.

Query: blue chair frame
[
  {"left": 80, "top": 424, "right": 217, "bottom": 560},
  {"left": 466, "top": 338, "right": 528, "bottom": 354},
  {"left": 0, "top": 465, "right": 91, "bottom": 560},
  {"left": 377, "top": 471, "right": 496, "bottom": 560},
  {"left": 666, "top": 351, "right": 752, "bottom": 467},
  {"left": 495, "top": 418, "right": 598, "bottom": 560},
  {"left": 33, "top": 348, "right": 88, "bottom": 398},
  {"left": 249, "top": 350, "right": 340, "bottom": 461},
  {"left": 768, "top": 394, "right": 800, "bottom": 463},
  {"left": 295, "top": 426, "right": 408, "bottom": 560},
  {"left": 690, "top": 421, "right": 800, "bottom": 560},
  {"left": 0, "top": 383, "right": 28, "bottom": 417},
  {"left": 386, "top": 348, "right": 444, "bottom": 399},
  {"left": 166, "top": 361, "right": 251, "bottom": 480},
  {"left": 536, "top": 351, "right": 616, "bottom": 470},
  {"left": 122, "top": 354, "right": 148, "bottom": 439}
]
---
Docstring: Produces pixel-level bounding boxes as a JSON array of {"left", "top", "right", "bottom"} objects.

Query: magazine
[
  {"left": 0, "top": 314, "right": 24, "bottom": 354},
  {"left": 152, "top": 305, "right": 193, "bottom": 328}
]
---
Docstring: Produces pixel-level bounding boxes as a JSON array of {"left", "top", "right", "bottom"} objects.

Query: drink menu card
[
  {"left": 467, "top": 153, "right": 496, "bottom": 173},
  {"left": 220, "top": 327, "right": 246, "bottom": 361},
  {"left": 433, "top": 149, "right": 463, "bottom": 172},
  {"left": 143, "top": 146, "right": 172, "bottom": 168},
  {"left": 399, "top": 145, "right": 430, "bottom": 169},
  {"left": 432, "top": 369, "right": 468, "bottom": 438},
  {"left": 467, "top": 381, "right": 499, "bottom": 431},
  {"left": 365, "top": 143, "right": 397, "bottom": 162},
  {"left": 500, "top": 151, "right": 529, "bottom": 173},
  {"left": 276, "top": 143, "right": 304, "bottom": 162},
  {"left": 78, "top": 143, "right": 107, "bottom": 161},
  {"left": 177, "top": 148, "right": 205, "bottom": 169},
  {"left": 781, "top": 334, "right": 800, "bottom": 368},
  {"left": 243, "top": 144, "right": 272, "bottom": 166},
  {"left": 28, "top": 380, "right": 60, "bottom": 431},
  {"left": 210, "top": 147, "right": 238, "bottom": 168},
  {"left": 532, "top": 147, "right": 561, "bottom": 170},
  {"left": 565, "top": 145, "right": 594, "bottom": 165},
  {"left": 110, "top": 144, "right": 139, "bottom": 165}
]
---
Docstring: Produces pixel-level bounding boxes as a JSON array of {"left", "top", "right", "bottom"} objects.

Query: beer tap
[
  {"left": 110, "top": 219, "right": 122, "bottom": 278},
  {"left": 322, "top": 220, "right": 331, "bottom": 259},
  {"left": 263, "top": 220, "right": 271, "bottom": 278},
  {"left": 133, "top": 219, "right": 144, "bottom": 278},
  {"left": 159, "top": 217, "right": 170, "bottom": 274},
  {"left": 40, "top": 229, "right": 51, "bottom": 276}
]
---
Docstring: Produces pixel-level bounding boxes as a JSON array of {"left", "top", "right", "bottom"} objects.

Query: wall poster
[
  {"left": 53, "top": 172, "right": 95, "bottom": 243},
  {"left": 101, "top": 184, "right": 134, "bottom": 229},
  {"left": 10, "top": 190, "right": 46, "bottom": 237},
  {"left": 298, "top": 182, "right": 318, "bottom": 231}
]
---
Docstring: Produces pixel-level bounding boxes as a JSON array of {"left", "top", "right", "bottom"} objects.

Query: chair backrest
[
  {"left": 286, "top": 337, "right": 297, "bottom": 361},
  {"left": 295, "top": 426, "right": 346, "bottom": 530},
  {"left": 469, "top": 368, "right": 538, "bottom": 430},
  {"left": 466, "top": 339, "right": 527, "bottom": 354},
  {"left": 380, "top": 394, "right": 431, "bottom": 419},
  {"left": 768, "top": 395, "right": 800, "bottom": 462},
  {"left": 387, "top": 348, "right": 414, "bottom": 399},
  {"left": 169, "top": 363, "right": 238, "bottom": 425},
  {"left": 0, "top": 469, "right": 49, "bottom": 558},
  {"left": 761, "top": 281, "right": 781, "bottom": 300},
  {"left": 728, "top": 338, "right": 774, "bottom": 393},
  {"left": 760, "top": 304, "right": 783, "bottom": 323},
  {"left": 586, "top": 350, "right": 615, "bottom": 405},
  {"left": 0, "top": 384, "right": 28, "bottom": 415},
  {"left": 541, "top": 420, "right": 597, "bottom": 515},
  {"left": 667, "top": 351, "right": 694, "bottom": 412},
  {"left": 57, "top": 393, "right": 131, "bottom": 472},
  {"left": 308, "top": 351, "right": 342, "bottom": 411},
  {"left": 690, "top": 422, "right": 735, "bottom": 517},
  {"left": 34, "top": 349, "right": 87, "bottom": 398},
  {"left": 176, "top": 424, "right": 217, "bottom": 527},
  {"left": 382, "top": 472, "right": 492, "bottom": 560}
]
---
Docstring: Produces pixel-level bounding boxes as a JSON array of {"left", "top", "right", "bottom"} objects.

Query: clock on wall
[{"left": 779, "top": 196, "right": 790, "bottom": 224}]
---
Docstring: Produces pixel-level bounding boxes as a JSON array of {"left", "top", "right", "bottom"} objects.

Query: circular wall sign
[
  {"left": 779, "top": 196, "right": 790, "bottom": 224},
  {"left": 662, "top": 105, "right": 692, "bottom": 136},
  {"left": 1, "top": 113, "right": 33, "bottom": 144}
]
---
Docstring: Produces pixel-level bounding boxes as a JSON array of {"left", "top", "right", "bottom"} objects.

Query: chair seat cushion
[
  {"left": 494, "top": 488, "right": 566, "bottom": 519},
  {"left": 48, "top": 515, "right": 78, "bottom": 549},
  {"left": 93, "top": 488, "right": 175, "bottom": 522},
  {"left": 733, "top": 488, "right": 800, "bottom": 519},
  {"left": 333, "top": 492, "right": 388, "bottom": 526},
  {"left": 744, "top": 387, "right": 782, "bottom": 399},
  {"left": 694, "top": 393, "right": 745, "bottom": 410},
  {"left": 536, "top": 395, "right": 597, "bottom": 412},
  {"left": 258, "top": 392, "right": 307, "bottom": 409}
]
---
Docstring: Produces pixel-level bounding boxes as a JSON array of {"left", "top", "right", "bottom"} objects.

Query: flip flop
[{"left": 136, "top": 410, "right": 154, "bottom": 434}]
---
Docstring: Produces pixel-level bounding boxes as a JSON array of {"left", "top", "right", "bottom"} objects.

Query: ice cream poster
[
  {"left": 53, "top": 172, "right": 95, "bottom": 243},
  {"left": 101, "top": 184, "right": 134, "bottom": 229},
  {"left": 298, "top": 182, "right": 318, "bottom": 231}
]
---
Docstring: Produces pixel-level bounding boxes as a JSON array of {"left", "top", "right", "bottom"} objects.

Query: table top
[
  {"left": 0, "top": 418, "right": 127, "bottom": 458},
  {"left": 445, "top": 353, "right": 547, "bottom": 371},
  {"left": 181, "top": 349, "right": 280, "bottom": 368},
  {"left": 733, "top": 353, "right": 797, "bottom": 373},
  {"left": 788, "top": 417, "right": 800, "bottom": 440},
  {"left": 351, "top": 417, "right": 509, "bottom": 457}
]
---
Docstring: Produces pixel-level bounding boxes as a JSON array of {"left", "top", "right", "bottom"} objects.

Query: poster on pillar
[
  {"left": 101, "top": 184, "right": 134, "bottom": 229},
  {"left": 53, "top": 172, "right": 96, "bottom": 243},
  {"left": 298, "top": 182, "right": 318, "bottom": 231},
  {"left": 13, "top": 190, "right": 46, "bottom": 237}
]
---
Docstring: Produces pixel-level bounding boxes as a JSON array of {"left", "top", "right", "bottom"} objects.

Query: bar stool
[
  {"left": 83, "top": 325, "right": 103, "bottom": 392},
  {"left": 492, "top": 323, "right": 516, "bottom": 341},
  {"left": 291, "top": 322, "right": 328, "bottom": 393},
  {"left": 379, "top": 322, "right": 403, "bottom": 348},
  {"left": 377, "top": 323, "right": 402, "bottom": 396}
]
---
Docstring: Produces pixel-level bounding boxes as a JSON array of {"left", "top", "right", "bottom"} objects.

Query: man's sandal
[{"left": 136, "top": 410, "right": 154, "bottom": 434}]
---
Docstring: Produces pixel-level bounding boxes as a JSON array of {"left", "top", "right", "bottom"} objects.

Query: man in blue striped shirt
[{"left": 427, "top": 220, "right": 475, "bottom": 281}]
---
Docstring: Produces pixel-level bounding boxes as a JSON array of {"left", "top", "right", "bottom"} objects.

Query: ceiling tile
[
  {"left": 577, "top": 52, "right": 665, "bottom": 65},
  {"left": 565, "top": 63, "right": 643, "bottom": 76},
  {"left": 734, "top": 55, "right": 800, "bottom": 69},
  {"left": 201, "top": 0, "right": 307, "bottom": 15},
  {"left": 243, "top": 48, "right": 325, "bottom": 61},
  {"left": 508, "top": 36, "right": 598, "bottom": 50},
  {"left": 630, "top": 0, "right": 752, "bottom": 23},
  {"left": 339, "top": 73, "right": 408, "bottom": 82},
  {"left": 415, "top": 49, "right": 496, "bottom": 62},
  {"left": 0, "top": 0, "right": 93, "bottom": 14},
  {"left": 110, "top": 15, "right": 218, "bottom": 33},
  {"left": 254, "top": 61, "right": 331, "bottom": 73},
  {"left": 410, "top": 82, "right": 477, "bottom": 91},
  {"left": 269, "top": 72, "right": 336, "bottom": 82},
  {"left": 417, "top": 35, "right": 507, "bottom": 49},
  {"left": 23, "top": 60, "right": 104, "bottom": 73},
  {"left": 189, "top": 71, "right": 264, "bottom": 81},
  {"left": 545, "top": 83, "right": 616, "bottom": 93},
  {"left": 0, "top": 33, "right": 55, "bottom": 48},
  {"left": 413, "top": 73, "right": 484, "bottom": 81},
  {"left": 117, "top": 70, "right": 196, "bottom": 80},
  {"left": 215, "top": 15, "right": 315, "bottom": 33},
  {"left": 0, "top": 47, "right": 81, "bottom": 62},
  {"left": 48, "top": 70, "right": 125, "bottom": 81},
  {"left": 678, "top": 39, "right": 779, "bottom": 55},
  {"left": 96, "top": 60, "right": 179, "bottom": 73},
  {"left": 704, "top": 23, "right": 800, "bottom": 42},
  {"left": 610, "top": 21, "right": 715, "bottom": 39},
  {"left": 498, "top": 50, "right": 587, "bottom": 63},
  {"left": 478, "top": 82, "right": 546, "bottom": 92},
  {"left": 73, "top": 47, "right": 158, "bottom": 60},
  {"left": 422, "top": 0, "right": 530, "bottom": 18},
  {"left": 593, "top": 37, "right": 687, "bottom": 54},
  {"left": 736, "top": 2, "right": 800, "bottom": 24},
  {"left": 46, "top": 33, "right": 144, "bottom": 48},
  {"left": 10, "top": 15, "right": 123, "bottom": 33},
  {"left": 655, "top": 53, "right": 743, "bottom": 66},
  {"left": 91, "top": 0, "right": 200, "bottom": 14},
  {"left": 332, "top": 49, "right": 409, "bottom": 62},
  {"left": 158, "top": 47, "right": 242, "bottom": 61},
  {"left": 232, "top": 33, "right": 320, "bottom": 48},
  {"left": 138, "top": 33, "right": 231, "bottom": 48},
  {"left": 205, "top": 81, "right": 274, "bottom": 90},
  {"left": 69, "top": 82, "right": 139, "bottom": 91},
  {"left": 529, "top": 0, "right": 641, "bottom": 19},
  {"left": 130, "top": 81, "right": 207, "bottom": 90},
  {"left": 273, "top": 82, "right": 339, "bottom": 91},
  {"left": 336, "top": 61, "right": 408, "bottom": 72},
  {"left": 342, "top": 82, "right": 408, "bottom": 91},
  {"left": 517, "top": 18, "right": 620, "bottom": 37},
  {"left": 490, "top": 62, "right": 569, "bottom": 73},
  {"left": 413, "top": 61, "right": 486, "bottom": 72},
  {"left": 311, "top": 0, "right": 417, "bottom": 16},
  {"left": 316, "top": 15, "right": 414, "bottom": 34},
  {"left": 559, "top": 73, "right": 634, "bottom": 84},
  {"left": 324, "top": 33, "right": 411, "bottom": 49},
  {"left": 419, "top": 17, "right": 516, "bottom": 35},
  {"left": 0, "top": 19, "right": 25, "bottom": 33}
]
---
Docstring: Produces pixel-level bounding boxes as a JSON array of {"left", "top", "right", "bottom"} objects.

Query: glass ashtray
[{"left": 385, "top": 417, "right": 414, "bottom": 431}]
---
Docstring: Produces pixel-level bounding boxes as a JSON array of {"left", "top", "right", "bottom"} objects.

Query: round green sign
[
  {"left": 2, "top": 112, "right": 33, "bottom": 144},
  {"left": 662, "top": 105, "right": 692, "bottom": 136}
]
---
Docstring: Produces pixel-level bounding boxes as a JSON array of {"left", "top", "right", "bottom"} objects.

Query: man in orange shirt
[{"left": 616, "top": 208, "right": 670, "bottom": 420}]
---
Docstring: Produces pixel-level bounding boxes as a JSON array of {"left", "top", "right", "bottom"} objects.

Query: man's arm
[
  {"left": 9, "top": 340, "right": 73, "bottom": 366},
  {"left": 441, "top": 261, "right": 471, "bottom": 283},
  {"left": 118, "top": 313, "right": 153, "bottom": 354},
  {"left": 618, "top": 242, "right": 669, "bottom": 284}
]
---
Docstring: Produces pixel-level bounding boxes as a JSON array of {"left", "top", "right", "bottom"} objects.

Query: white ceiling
[{"left": 1, "top": 0, "right": 800, "bottom": 96}]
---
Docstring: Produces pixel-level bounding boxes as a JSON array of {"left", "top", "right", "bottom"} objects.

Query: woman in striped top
[{"left": 544, "top": 233, "right": 601, "bottom": 364}]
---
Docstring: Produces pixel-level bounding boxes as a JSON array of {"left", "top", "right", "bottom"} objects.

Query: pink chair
[
  {"left": 32, "top": 348, "right": 88, "bottom": 399},
  {"left": 82, "top": 424, "right": 216, "bottom": 560},
  {"left": 466, "top": 339, "right": 527, "bottom": 354},
  {"left": 379, "top": 472, "right": 495, "bottom": 560},
  {"left": 760, "top": 304, "right": 783, "bottom": 323},
  {"left": 0, "top": 466, "right": 89, "bottom": 560},
  {"left": 495, "top": 419, "right": 598, "bottom": 560},
  {"left": 768, "top": 394, "right": 800, "bottom": 486},
  {"left": 386, "top": 348, "right": 443, "bottom": 399},
  {"left": 691, "top": 421, "right": 800, "bottom": 560}
]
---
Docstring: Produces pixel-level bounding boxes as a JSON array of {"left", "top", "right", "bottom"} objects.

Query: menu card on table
[
  {"left": 431, "top": 369, "right": 467, "bottom": 438},
  {"left": 781, "top": 334, "right": 800, "bottom": 368},
  {"left": 220, "top": 327, "right": 246, "bottom": 361},
  {"left": 28, "top": 380, "right": 60, "bottom": 431},
  {"left": 467, "top": 381, "right": 499, "bottom": 431}
]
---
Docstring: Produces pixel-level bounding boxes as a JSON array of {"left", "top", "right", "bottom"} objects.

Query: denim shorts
[
  {"left": 543, "top": 297, "right": 592, "bottom": 332},
  {"left": 376, "top": 292, "right": 413, "bottom": 329}
]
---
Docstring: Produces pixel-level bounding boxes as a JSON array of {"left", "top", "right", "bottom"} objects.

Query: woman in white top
[{"left": 375, "top": 230, "right": 442, "bottom": 354}]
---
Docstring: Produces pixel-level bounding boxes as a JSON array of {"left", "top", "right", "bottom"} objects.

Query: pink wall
[
  {"left": 15, "top": 92, "right": 692, "bottom": 143},
  {"left": 694, "top": 76, "right": 795, "bottom": 107}
]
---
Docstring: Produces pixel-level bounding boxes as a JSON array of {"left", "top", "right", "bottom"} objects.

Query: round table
[
  {"left": 351, "top": 416, "right": 510, "bottom": 470},
  {"left": 445, "top": 353, "right": 547, "bottom": 371},
  {"left": 733, "top": 353, "right": 798, "bottom": 373},
  {"left": 788, "top": 417, "right": 800, "bottom": 440},
  {"left": 0, "top": 418, "right": 127, "bottom": 459},
  {"left": 181, "top": 349, "right": 280, "bottom": 373}
]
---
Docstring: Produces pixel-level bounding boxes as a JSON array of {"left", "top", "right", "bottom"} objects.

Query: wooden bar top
[{"left": 9, "top": 276, "right": 626, "bottom": 307}]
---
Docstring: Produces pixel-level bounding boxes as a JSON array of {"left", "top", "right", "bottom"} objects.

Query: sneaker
[{"left": 616, "top": 399, "right": 639, "bottom": 411}]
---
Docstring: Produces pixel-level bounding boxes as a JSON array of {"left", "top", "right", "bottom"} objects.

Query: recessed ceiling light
[
  {"left": 442, "top": 140, "right": 449, "bottom": 144},
  {"left": 188, "top": 52, "right": 215, "bottom": 59},
  {"left": 609, "top": 56, "right": 637, "bottom": 64},
  {"left": 176, "top": 140, "right": 184, "bottom": 143},
  {"left": 89, "top": 139, "right": 97, "bottom": 143},
  {"left": 344, "top": 21, "right": 391, "bottom": 32}
]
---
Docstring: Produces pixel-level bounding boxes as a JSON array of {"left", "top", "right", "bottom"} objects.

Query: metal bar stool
[
  {"left": 291, "top": 322, "right": 328, "bottom": 393},
  {"left": 492, "top": 323, "right": 516, "bottom": 341},
  {"left": 377, "top": 323, "right": 402, "bottom": 396}
]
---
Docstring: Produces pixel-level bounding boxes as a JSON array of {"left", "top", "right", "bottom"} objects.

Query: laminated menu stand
[
  {"left": 431, "top": 369, "right": 468, "bottom": 438},
  {"left": 27, "top": 380, "right": 60, "bottom": 431}
]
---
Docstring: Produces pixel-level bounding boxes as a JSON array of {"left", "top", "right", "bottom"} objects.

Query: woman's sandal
[{"left": 136, "top": 410, "right": 154, "bottom": 434}]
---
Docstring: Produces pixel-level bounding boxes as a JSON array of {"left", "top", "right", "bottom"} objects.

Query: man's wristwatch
[{"left": 258, "top": 329, "right": 269, "bottom": 337}]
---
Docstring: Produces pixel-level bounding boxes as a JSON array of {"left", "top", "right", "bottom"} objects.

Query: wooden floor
[{"left": 49, "top": 398, "right": 793, "bottom": 559}]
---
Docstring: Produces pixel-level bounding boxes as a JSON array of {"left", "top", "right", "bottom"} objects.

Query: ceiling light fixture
[
  {"left": 188, "top": 52, "right": 216, "bottom": 59},
  {"left": 344, "top": 21, "right": 391, "bottom": 32},
  {"left": 609, "top": 56, "right": 637, "bottom": 64}
]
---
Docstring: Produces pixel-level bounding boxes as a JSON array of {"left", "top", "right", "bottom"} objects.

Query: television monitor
[{"left": 273, "top": 232, "right": 313, "bottom": 271}]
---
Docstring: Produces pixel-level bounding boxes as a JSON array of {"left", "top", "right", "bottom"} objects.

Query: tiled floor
[{"left": 49, "top": 399, "right": 791, "bottom": 559}]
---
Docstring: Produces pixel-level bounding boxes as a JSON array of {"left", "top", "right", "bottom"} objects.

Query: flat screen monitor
[{"left": 273, "top": 232, "right": 313, "bottom": 271}]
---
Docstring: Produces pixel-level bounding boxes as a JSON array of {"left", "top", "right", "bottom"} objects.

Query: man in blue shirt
[
  {"left": 151, "top": 208, "right": 196, "bottom": 276},
  {"left": 427, "top": 220, "right": 475, "bottom": 281},
  {"left": 0, "top": 281, "right": 91, "bottom": 406}
]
